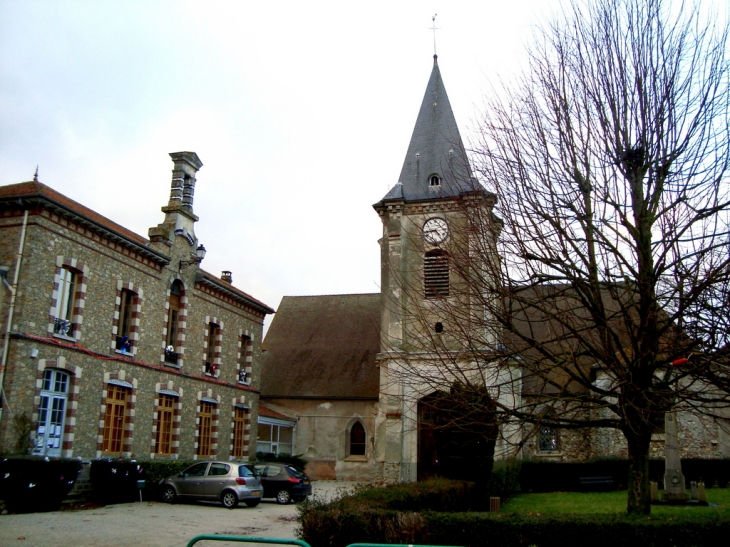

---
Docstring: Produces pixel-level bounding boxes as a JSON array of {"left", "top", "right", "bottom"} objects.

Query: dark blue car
[{"left": 254, "top": 462, "right": 312, "bottom": 504}]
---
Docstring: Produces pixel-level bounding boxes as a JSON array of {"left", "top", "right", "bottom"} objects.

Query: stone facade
[
  {"left": 0, "top": 152, "right": 273, "bottom": 462},
  {"left": 263, "top": 398, "right": 377, "bottom": 481}
]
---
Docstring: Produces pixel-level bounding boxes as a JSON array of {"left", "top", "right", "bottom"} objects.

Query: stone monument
[{"left": 662, "top": 412, "right": 688, "bottom": 501}]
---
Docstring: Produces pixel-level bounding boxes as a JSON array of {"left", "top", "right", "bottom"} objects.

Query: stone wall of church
[
  {"left": 261, "top": 398, "right": 378, "bottom": 481},
  {"left": 520, "top": 411, "right": 729, "bottom": 462}
]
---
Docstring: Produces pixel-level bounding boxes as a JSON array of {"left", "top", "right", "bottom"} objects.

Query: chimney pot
[{"left": 221, "top": 271, "right": 232, "bottom": 283}]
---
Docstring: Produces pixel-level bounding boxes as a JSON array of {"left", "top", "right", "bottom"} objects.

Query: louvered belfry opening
[{"left": 424, "top": 249, "right": 449, "bottom": 298}]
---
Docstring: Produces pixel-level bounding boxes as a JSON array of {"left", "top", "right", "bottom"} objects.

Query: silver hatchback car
[{"left": 160, "top": 461, "right": 262, "bottom": 508}]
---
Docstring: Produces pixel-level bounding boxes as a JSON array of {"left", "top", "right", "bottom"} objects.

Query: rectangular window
[
  {"left": 116, "top": 289, "right": 135, "bottom": 353},
  {"left": 54, "top": 267, "right": 77, "bottom": 336},
  {"left": 256, "top": 423, "right": 292, "bottom": 455},
  {"left": 155, "top": 394, "right": 175, "bottom": 455},
  {"left": 205, "top": 322, "right": 219, "bottom": 375},
  {"left": 102, "top": 384, "right": 128, "bottom": 454},
  {"left": 197, "top": 401, "right": 214, "bottom": 457},
  {"left": 232, "top": 407, "right": 248, "bottom": 459},
  {"left": 538, "top": 425, "right": 559, "bottom": 452}
]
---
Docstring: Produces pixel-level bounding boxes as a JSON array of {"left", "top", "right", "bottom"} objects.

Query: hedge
[
  {"left": 0, "top": 456, "right": 81, "bottom": 513},
  {"left": 518, "top": 458, "right": 730, "bottom": 492},
  {"left": 300, "top": 506, "right": 730, "bottom": 547}
]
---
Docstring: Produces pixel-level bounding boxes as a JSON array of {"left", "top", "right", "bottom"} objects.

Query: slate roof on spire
[{"left": 377, "top": 55, "right": 480, "bottom": 204}]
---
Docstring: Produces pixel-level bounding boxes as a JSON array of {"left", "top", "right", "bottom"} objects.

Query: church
[
  {"left": 261, "top": 55, "right": 515, "bottom": 482},
  {"left": 259, "top": 55, "right": 730, "bottom": 482}
]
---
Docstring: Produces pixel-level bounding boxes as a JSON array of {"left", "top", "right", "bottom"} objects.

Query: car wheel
[
  {"left": 276, "top": 488, "right": 291, "bottom": 505},
  {"left": 161, "top": 486, "right": 177, "bottom": 504},
  {"left": 221, "top": 490, "right": 239, "bottom": 509},
  {"left": 244, "top": 499, "right": 260, "bottom": 508}
]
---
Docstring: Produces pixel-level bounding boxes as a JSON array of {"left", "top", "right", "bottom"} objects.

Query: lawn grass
[{"left": 502, "top": 488, "right": 730, "bottom": 517}]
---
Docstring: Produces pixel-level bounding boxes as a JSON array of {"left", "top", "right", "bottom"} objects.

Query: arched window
[
  {"left": 424, "top": 249, "right": 449, "bottom": 298},
  {"left": 348, "top": 421, "right": 366, "bottom": 456},
  {"left": 33, "top": 369, "right": 70, "bottom": 457}
]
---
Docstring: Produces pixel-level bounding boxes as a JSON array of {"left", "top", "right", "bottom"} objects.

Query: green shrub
[
  {"left": 335, "top": 478, "right": 480, "bottom": 512},
  {"left": 518, "top": 458, "right": 730, "bottom": 492},
  {"left": 299, "top": 507, "right": 730, "bottom": 547},
  {"left": 256, "top": 452, "right": 308, "bottom": 470},
  {"left": 299, "top": 478, "right": 483, "bottom": 542},
  {"left": 489, "top": 458, "right": 522, "bottom": 500},
  {"left": 142, "top": 460, "right": 196, "bottom": 488}
]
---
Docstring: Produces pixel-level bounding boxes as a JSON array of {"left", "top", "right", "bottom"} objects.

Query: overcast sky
[{"left": 4, "top": 0, "right": 720, "bottom": 331}]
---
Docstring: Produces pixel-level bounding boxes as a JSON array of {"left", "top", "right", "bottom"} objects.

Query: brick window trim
[
  {"left": 48, "top": 257, "right": 89, "bottom": 342},
  {"left": 229, "top": 396, "right": 251, "bottom": 460},
  {"left": 237, "top": 329, "right": 254, "bottom": 385},
  {"left": 110, "top": 282, "right": 144, "bottom": 357},
  {"left": 96, "top": 371, "right": 137, "bottom": 458},
  {"left": 150, "top": 383, "right": 183, "bottom": 459},
  {"left": 31, "top": 357, "right": 82, "bottom": 458},
  {"left": 161, "top": 278, "right": 188, "bottom": 368},
  {"left": 194, "top": 391, "right": 220, "bottom": 460},
  {"left": 203, "top": 317, "right": 224, "bottom": 378}
]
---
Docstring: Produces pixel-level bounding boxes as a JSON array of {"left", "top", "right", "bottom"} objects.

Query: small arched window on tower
[
  {"left": 424, "top": 249, "right": 449, "bottom": 298},
  {"left": 429, "top": 174, "right": 441, "bottom": 187}
]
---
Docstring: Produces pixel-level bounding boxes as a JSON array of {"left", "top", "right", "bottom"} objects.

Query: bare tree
[
  {"left": 385, "top": 0, "right": 730, "bottom": 515},
  {"left": 478, "top": 0, "right": 730, "bottom": 515}
]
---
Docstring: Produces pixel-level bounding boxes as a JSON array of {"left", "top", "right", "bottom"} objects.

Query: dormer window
[{"left": 429, "top": 175, "right": 441, "bottom": 187}]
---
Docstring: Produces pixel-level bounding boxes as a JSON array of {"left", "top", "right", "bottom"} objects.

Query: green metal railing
[
  {"left": 186, "top": 536, "right": 312, "bottom": 547},
  {"left": 186, "top": 535, "right": 462, "bottom": 547}
]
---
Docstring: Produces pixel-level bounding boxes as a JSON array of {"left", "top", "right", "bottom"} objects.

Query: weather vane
[{"left": 430, "top": 14, "right": 438, "bottom": 56}]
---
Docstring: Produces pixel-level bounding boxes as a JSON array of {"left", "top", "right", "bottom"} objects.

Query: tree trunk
[{"left": 626, "top": 430, "right": 652, "bottom": 515}]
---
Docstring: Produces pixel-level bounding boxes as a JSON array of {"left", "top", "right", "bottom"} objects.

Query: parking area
[{"left": 0, "top": 481, "right": 358, "bottom": 547}]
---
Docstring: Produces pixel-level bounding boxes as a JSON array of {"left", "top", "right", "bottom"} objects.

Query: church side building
[{"left": 0, "top": 152, "right": 273, "bottom": 461}]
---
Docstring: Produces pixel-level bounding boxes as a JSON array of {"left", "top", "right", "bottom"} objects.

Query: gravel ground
[{"left": 0, "top": 481, "right": 361, "bottom": 547}]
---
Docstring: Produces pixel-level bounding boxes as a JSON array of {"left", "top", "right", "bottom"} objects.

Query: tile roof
[
  {"left": 258, "top": 404, "right": 296, "bottom": 422},
  {"left": 261, "top": 294, "right": 381, "bottom": 400},
  {"left": 196, "top": 271, "right": 275, "bottom": 315},
  {"left": 0, "top": 180, "right": 149, "bottom": 245}
]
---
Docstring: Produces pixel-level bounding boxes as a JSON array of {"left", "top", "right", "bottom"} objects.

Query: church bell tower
[{"left": 372, "top": 55, "right": 501, "bottom": 483}]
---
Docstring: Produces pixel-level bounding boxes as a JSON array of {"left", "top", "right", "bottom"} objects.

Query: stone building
[{"left": 0, "top": 152, "right": 273, "bottom": 461}]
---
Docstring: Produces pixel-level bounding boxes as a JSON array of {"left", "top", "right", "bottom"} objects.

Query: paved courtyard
[{"left": 0, "top": 481, "right": 358, "bottom": 547}]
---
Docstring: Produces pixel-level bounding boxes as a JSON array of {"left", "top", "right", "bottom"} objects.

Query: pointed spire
[
  {"left": 380, "top": 57, "right": 476, "bottom": 203},
  {"left": 33, "top": 166, "right": 39, "bottom": 182}
]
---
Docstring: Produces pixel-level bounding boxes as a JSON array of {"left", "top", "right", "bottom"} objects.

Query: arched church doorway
[{"left": 416, "top": 387, "right": 498, "bottom": 482}]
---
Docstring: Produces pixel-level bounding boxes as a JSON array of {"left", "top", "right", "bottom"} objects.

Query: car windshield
[{"left": 238, "top": 465, "right": 256, "bottom": 477}]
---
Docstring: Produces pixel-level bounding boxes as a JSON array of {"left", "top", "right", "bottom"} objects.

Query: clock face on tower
[{"left": 423, "top": 217, "right": 449, "bottom": 244}]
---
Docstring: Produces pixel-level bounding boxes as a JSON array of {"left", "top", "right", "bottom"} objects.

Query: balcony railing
[
  {"left": 164, "top": 346, "right": 179, "bottom": 365},
  {"left": 53, "top": 318, "right": 72, "bottom": 337}
]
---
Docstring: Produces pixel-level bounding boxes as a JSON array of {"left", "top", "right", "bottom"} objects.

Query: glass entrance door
[{"left": 33, "top": 369, "right": 69, "bottom": 457}]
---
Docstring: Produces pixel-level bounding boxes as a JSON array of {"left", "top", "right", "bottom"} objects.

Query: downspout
[{"left": 0, "top": 209, "right": 29, "bottom": 423}]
